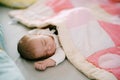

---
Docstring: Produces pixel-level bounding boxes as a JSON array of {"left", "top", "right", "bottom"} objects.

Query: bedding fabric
[
  {"left": 0, "top": 0, "right": 37, "bottom": 8},
  {"left": 0, "top": 50, "right": 25, "bottom": 80},
  {"left": 0, "top": 25, "right": 5, "bottom": 50},
  {"left": 32, "top": 8, "right": 119, "bottom": 80},
  {"left": 0, "top": 25, "right": 25, "bottom": 80},
  {"left": 9, "top": 0, "right": 73, "bottom": 28}
]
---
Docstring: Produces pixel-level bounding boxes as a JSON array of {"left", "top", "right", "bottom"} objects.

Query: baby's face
[{"left": 30, "top": 34, "right": 56, "bottom": 59}]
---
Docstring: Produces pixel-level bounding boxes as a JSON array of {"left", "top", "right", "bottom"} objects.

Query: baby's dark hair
[
  {"left": 17, "top": 34, "right": 53, "bottom": 60},
  {"left": 18, "top": 35, "right": 35, "bottom": 60}
]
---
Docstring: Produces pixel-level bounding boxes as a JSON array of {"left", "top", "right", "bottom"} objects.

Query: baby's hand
[{"left": 34, "top": 59, "right": 56, "bottom": 71}]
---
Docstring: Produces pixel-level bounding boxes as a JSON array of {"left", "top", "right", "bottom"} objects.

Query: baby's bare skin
[{"left": 34, "top": 58, "right": 56, "bottom": 70}]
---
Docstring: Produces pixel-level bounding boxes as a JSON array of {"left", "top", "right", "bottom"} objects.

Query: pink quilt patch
[
  {"left": 46, "top": 0, "right": 73, "bottom": 13},
  {"left": 87, "top": 47, "right": 120, "bottom": 80},
  {"left": 100, "top": 4, "right": 120, "bottom": 16}
]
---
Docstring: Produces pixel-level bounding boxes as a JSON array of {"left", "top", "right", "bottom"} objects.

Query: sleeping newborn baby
[{"left": 17, "top": 28, "right": 65, "bottom": 71}]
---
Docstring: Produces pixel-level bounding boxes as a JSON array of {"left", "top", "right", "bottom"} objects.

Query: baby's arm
[
  {"left": 49, "top": 47, "right": 66, "bottom": 65},
  {"left": 34, "top": 47, "right": 65, "bottom": 71},
  {"left": 34, "top": 59, "right": 56, "bottom": 71}
]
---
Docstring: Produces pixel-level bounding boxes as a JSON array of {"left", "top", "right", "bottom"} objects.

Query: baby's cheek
[
  {"left": 48, "top": 46, "right": 55, "bottom": 54},
  {"left": 47, "top": 50, "right": 52, "bottom": 54}
]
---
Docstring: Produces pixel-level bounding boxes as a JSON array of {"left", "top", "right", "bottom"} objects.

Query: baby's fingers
[{"left": 34, "top": 62, "right": 46, "bottom": 71}]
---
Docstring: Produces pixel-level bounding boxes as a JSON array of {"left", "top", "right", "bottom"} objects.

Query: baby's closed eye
[{"left": 41, "top": 39, "right": 46, "bottom": 46}]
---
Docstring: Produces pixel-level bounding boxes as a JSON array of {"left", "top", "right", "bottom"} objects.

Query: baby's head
[{"left": 17, "top": 34, "right": 56, "bottom": 60}]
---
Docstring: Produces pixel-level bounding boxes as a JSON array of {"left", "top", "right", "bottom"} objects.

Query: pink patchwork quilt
[
  {"left": 39, "top": 8, "right": 120, "bottom": 80},
  {"left": 9, "top": 0, "right": 120, "bottom": 80},
  {"left": 9, "top": 0, "right": 73, "bottom": 27}
]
